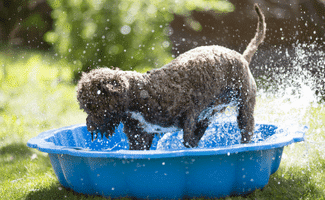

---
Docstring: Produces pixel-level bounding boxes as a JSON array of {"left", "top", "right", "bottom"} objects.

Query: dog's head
[{"left": 77, "top": 68, "right": 130, "bottom": 137}]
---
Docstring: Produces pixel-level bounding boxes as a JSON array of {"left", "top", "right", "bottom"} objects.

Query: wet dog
[{"left": 77, "top": 4, "right": 266, "bottom": 150}]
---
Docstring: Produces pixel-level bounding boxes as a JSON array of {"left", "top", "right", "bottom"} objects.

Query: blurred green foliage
[
  {"left": 0, "top": 0, "right": 52, "bottom": 48},
  {"left": 45, "top": 0, "right": 234, "bottom": 78}
]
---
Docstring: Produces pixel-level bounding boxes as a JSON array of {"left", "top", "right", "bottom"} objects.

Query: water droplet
[
  {"left": 140, "top": 90, "right": 149, "bottom": 99},
  {"left": 120, "top": 25, "right": 131, "bottom": 35},
  {"left": 162, "top": 41, "right": 170, "bottom": 48}
]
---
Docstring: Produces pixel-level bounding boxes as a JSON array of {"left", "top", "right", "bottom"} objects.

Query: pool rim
[
  {"left": 27, "top": 123, "right": 308, "bottom": 159},
  {"left": 27, "top": 123, "right": 306, "bottom": 159}
]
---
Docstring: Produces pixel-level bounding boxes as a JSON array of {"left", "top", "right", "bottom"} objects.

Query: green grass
[{"left": 0, "top": 49, "right": 325, "bottom": 199}]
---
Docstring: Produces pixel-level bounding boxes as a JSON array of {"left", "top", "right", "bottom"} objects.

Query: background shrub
[
  {"left": 0, "top": 0, "right": 52, "bottom": 49},
  {"left": 45, "top": 0, "right": 234, "bottom": 78}
]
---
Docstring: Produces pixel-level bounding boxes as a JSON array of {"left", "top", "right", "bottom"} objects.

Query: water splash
[{"left": 255, "top": 43, "right": 323, "bottom": 135}]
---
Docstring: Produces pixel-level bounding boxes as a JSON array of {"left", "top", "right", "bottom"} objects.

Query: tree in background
[
  {"left": 0, "top": 0, "right": 52, "bottom": 49},
  {"left": 45, "top": 0, "right": 233, "bottom": 78}
]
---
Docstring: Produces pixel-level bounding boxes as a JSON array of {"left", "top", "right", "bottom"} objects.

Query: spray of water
[{"left": 254, "top": 43, "right": 325, "bottom": 169}]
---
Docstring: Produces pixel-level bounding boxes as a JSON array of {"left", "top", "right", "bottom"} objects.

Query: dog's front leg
[
  {"left": 194, "top": 118, "right": 210, "bottom": 143},
  {"left": 123, "top": 115, "right": 154, "bottom": 150}
]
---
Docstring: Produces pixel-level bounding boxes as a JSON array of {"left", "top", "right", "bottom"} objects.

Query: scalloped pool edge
[{"left": 27, "top": 124, "right": 306, "bottom": 159}]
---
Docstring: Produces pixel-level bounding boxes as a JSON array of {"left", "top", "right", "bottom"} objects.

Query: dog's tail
[{"left": 242, "top": 4, "right": 266, "bottom": 64}]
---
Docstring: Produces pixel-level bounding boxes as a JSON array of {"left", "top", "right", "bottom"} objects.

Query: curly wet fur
[{"left": 77, "top": 4, "right": 266, "bottom": 150}]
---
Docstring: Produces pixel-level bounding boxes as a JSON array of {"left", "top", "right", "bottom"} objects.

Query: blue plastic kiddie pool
[{"left": 27, "top": 122, "right": 305, "bottom": 199}]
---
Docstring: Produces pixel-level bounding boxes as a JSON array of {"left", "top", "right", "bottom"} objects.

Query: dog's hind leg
[
  {"left": 123, "top": 115, "right": 154, "bottom": 150},
  {"left": 237, "top": 95, "right": 256, "bottom": 143}
]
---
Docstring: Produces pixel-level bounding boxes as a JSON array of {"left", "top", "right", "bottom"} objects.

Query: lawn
[{"left": 0, "top": 49, "right": 325, "bottom": 200}]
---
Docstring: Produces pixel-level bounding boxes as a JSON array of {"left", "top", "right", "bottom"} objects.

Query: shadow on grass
[
  {"left": 26, "top": 182, "right": 88, "bottom": 200},
  {"left": 1, "top": 142, "right": 50, "bottom": 166},
  {"left": 0, "top": 142, "right": 53, "bottom": 178},
  {"left": 0, "top": 143, "right": 34, "bottom": 160},
  {"left": 25, "top": 182, "right": 133, "bottom": 200}
]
